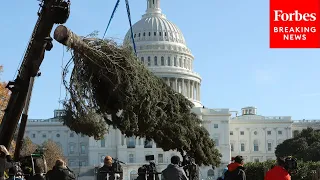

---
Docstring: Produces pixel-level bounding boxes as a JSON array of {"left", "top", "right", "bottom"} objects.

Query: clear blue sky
[{"left": 1, "top": 0, "right": 320, "bottom": 120}]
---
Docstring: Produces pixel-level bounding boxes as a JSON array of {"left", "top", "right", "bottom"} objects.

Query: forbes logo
[{"left": 273, "top": 10, "right": 316, "bottom": 21}]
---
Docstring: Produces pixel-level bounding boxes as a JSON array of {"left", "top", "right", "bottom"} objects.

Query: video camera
[
  {"left": 9, "top": 148, "right": 48, "bottom": 180},
  {"left": 137, "top": 155, "right": 160, "bottom": 180}
]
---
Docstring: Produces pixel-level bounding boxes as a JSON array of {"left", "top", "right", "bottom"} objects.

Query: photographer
[
  {"left": 264, "top": 157, "right": 292, "bottom": 180},
  {"left": 162, "top": 156, "right": 188, "bottom": 180},
  {"left": 135, "top": 167, "right": 146, "bottom": 180},
  {"left": 46, "top": 159, "right": 75, "bottom": 180},
  {"left": 0, "top": 145, "right": 14, "bottom": 180},
  {"left": 98, "top": 156, "right": 123, "bottom": 180}
]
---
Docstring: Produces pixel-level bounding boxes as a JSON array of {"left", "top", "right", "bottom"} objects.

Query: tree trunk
[{"left": 54, "top": 25, "right": 93, "bottom": 51}]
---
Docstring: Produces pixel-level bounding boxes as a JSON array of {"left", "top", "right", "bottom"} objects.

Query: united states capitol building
[{"left": 24, "top": 0, "right": 319, "bottom": 179}]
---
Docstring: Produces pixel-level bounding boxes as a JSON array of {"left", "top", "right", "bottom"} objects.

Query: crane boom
[{"left": 0, "top": 0, "right": 70, "bottom": 150}]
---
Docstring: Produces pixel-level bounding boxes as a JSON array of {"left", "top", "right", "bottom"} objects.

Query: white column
[
  {"left": 190, "top": 81, "right": 193, "bottom": 99},
  {"left": 117, "top": 130, "right": 121, "bottom": 146},
  {"left": 182, "top": 79, "right": 185, "bottom": 95},
  {"left": 124, "top": 137, "right": 127, "bottom": 147},
  {"left": 175, "top": 78, "right": 178, "bottom": 91},
  {"left": 167, "top": 78, "right": 170, "bottom": 86},
  {"left": 195, "top": 82, "right": 198, "bottom": 101},
  {"left": 135, "top": 136, "right": 138, "bottom": 146},
  {"left": 187, "top": 80, "right": 190, "bottom": 98},
  {"left": 198, "top": 83, "right": 201, "bottom": 101},
  {"left": 197, "top": 83, "right": 200, "bottom": 101}
]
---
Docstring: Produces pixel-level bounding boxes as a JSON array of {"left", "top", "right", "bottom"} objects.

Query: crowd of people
[
  {"left": 96, "top": 155, "right": 188, "bottom": 180},
  {"left": 0, "top": 145, "right": 75, "bottom": 180},
  {"left": 217, "top": 155, "right": 293, "bottom": 180},
  {"left": 0, "top": 144, "right": 295, "bottom": 180}
]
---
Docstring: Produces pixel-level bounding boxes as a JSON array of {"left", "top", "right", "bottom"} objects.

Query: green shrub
[{"left": 244, "top": 160, "right": 320, "bottom": 180}]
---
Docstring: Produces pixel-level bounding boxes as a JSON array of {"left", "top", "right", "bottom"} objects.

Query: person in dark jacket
[
  {"left": 162, "top": 156, "right": 188, "bottom": 180},
  {"left": 98, "top": 156, "right": 123, "bottom": 180},
  {"left": 224, "top": 155, "right": 246, "bottom": 180},
  {"left": 0, "top": 145, "right": 14, "bottom": 180},
  {"left": 46, "top": 159, "right": 75, "bottom": 180},
  {"left": 135, "top": 167, "right": 147, "bottom": 180}
]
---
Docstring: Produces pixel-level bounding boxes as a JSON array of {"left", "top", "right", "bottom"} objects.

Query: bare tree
[
  {"left": 42, "top": 140, "right": 66, "bottom": 169},
  {"left": 20, "top": 137, "right": 38, "bottom": 157}
]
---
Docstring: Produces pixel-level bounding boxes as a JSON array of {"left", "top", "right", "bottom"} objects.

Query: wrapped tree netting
[{"left": 54, "top": 25, "right": 221, "bottom": 166}]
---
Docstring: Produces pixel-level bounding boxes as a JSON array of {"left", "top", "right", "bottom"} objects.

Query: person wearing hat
[{"left": 224, "top": 155, "right": 246, "bottom": 180}]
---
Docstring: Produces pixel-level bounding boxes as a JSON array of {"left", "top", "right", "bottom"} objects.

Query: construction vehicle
[{"left": 0, "top": 0, "right": 70, "bottom": 174}]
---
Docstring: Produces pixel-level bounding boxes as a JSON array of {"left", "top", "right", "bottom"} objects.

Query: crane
[{"left": 0, "top": 0, "right": 70, "bottom": 160}]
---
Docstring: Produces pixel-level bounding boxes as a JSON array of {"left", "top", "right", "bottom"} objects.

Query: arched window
[
  {"left": 130, "top": 170, "right": 138, "bottom": 180},
  {"left": 149, "top": 32, "right": 151, "bottom": 36},
  {"left": 179, "top": 58, "right": 182, "bottom": 67},
  {"left": 144, "top": 140, "right": 153, "bottom": 148},
  {"left": 207, "top": 169, "right": 214, "bottom": 177},
  {"left": 129, "top": 154, "right": 135, "bottom": 163},
  {"left": 174, "top": 57, "right": 177, "bottom": 66},
  {"left": 147, "top": 57, "right": 151, "bottom": 66},
  {"left": 101, "top": 155, "right": 105, "bottom": 163},
  {"left": 154, "top": 56, "right": 158, "bottom": 66},
  {"left": 161, "top": 57, "right": 165, "bottom": 65},
  {"left": 80, "top": 143, "right": 86, "bottom": 154},
  {"left": 143, "top": 32, "right": 145, "bottom": 36},
  {"left": 253, "top": 140, "right": 259, "bottom": 151},
  {"left": 68, "top": 143, "right": 75, "bottom": 154},
  {"left": 100, "top": 138, "right": 105, "bottom": 147},
  {"left": 127, "top": 137, "right": 136, "bottom": 148},
  {"left": 167, "top": 57, "right": 171, "bottom": 66},
  {"left": 138, "top": 33, "right": 140, "bottom": 37}
]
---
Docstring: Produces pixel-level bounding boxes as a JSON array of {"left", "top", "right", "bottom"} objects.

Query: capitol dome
[
  {"left": 123, "top": 14, "right": 187, "bottom": 45},
  {"left": 123, "top": 0, "right": 202, "bottom": 107}
]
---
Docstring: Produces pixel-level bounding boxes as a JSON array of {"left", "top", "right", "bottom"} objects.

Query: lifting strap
[
  {"left": 124, "top": 0, "right": 137, "bottom": 56},
  {"left": 102, "top": 0, "right": 120, "bottom": 39},
  {"left": 102, "top": 0, "right": 137, "bottom": 56}
]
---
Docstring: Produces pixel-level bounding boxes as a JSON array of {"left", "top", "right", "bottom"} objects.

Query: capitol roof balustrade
[
  {"left": 28, "top": 118, "right": 63, "bottom": 123},
  {"left": 293, "top": 119, "right": 320, "bottom": 123},
  {"left": 231, "top": 116, "right": 291, "bottom": 121},
  {"left": 196, "top": 108, "right": 230, "bottom": 115}
]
